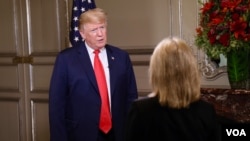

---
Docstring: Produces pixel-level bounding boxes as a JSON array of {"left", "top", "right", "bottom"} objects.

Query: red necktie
[{"left": 93, "top": 50, "right": 112, "bottom": 133}]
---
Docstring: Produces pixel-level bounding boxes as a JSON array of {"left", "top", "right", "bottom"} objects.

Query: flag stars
[
  {"left": 81, "top": 7, "right": 86, "bottom": 12},
  {"left": 73, "top": 16, "right": 78, "bottom": 22},
  {"left": 74, "top": 37, "right": 79, "bottom": 42},
  {"left": 74, "top": 26, "right": 78, "bottom": 32},
  {"left": 70, "top": 0, "right": 96, "bottom": 46},
  {"left": 73, "top": 6, "right": 78, "bottom": 11}
]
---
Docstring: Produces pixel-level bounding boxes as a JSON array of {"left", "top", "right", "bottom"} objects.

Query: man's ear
[{"left": 79, "top": 30, "right": 85, "bottom": 39}]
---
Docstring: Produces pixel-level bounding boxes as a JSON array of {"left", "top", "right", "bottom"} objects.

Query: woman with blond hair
[{"left": 125, "top": 37, "right": 220, "bottom": 141}]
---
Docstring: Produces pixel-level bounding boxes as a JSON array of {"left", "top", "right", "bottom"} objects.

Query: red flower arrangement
[{"left": 195, "top": 0, "right": 250, "bottom": 58}]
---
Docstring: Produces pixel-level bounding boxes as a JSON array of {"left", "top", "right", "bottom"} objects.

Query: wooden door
[{"left": 0, "top": 0, "right": 69, "bottom": 141}]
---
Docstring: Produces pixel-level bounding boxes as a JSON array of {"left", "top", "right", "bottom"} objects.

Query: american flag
[{"left": 69, "top": 0, "right": 96, "bottom": 47}]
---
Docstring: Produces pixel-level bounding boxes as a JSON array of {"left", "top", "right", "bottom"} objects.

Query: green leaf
[{"left": 227, "top": 49, "right": 249, "bottom": 82}]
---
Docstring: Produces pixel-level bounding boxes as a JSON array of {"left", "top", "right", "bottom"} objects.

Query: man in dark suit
[{"left": 49, "top": 8, "right": 138, "bottom": 141}]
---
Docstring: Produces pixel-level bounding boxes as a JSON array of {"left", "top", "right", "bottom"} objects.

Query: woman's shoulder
[
  {"left": 135, "top": 95, "right": 158, "bottom": 104},
  {"left": 133, "top": 96, "right": 160, "bottom": 110},
  {"left": 191, "top": 100, "right": 214, "bottom": 109},
  {"left": 189, "top": 100, "right": 216, "bottom": 116}
]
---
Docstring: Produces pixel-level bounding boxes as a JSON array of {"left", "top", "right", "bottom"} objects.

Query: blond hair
[
  {"left": 78, "top": 8, "right": 107, "bottom": 30},
  {"left": 149, "top": 37, "right": 200, "bottom": 108}
]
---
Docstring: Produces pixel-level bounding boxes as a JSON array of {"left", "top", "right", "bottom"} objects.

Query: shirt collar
[{"left": 85, "top": 42, "right": 106, "bottom": 54}]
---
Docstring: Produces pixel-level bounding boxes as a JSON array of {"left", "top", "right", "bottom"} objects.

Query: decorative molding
[
  {"left": 125, "top": 48, "right": 153, "bottom": 55},
  {"left": 132, "top": 61, "right": 149, "bottom": 66},
  {"left": 199, "top": 55, "right": 227, "bottom": 80}
]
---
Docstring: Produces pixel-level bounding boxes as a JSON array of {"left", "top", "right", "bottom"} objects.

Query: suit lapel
[
  {"left": 106, "top": 46, "right": 116, "bottom": 96},
  {"left": 76, "top": 42, "right": 99, "bottom": 91},
  {"left": 76, "top": 43, "right": 117, "bottom": 96}
]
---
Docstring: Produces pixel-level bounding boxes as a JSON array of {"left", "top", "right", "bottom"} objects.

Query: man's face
[{"left": 80, "top": 22, "right": 107, "bottom": 50}]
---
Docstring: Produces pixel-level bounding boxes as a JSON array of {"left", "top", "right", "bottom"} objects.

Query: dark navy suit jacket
[{"left": 49, "top": 42, "right": 138, "bottom": 141}]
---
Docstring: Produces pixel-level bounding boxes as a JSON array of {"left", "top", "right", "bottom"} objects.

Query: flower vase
[{"left": 227, "top": 49, "right": 250, "bottom": 90}]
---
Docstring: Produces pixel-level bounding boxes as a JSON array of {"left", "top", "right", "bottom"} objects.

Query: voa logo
[{"left": 226, "top": 129, "right": 246, "bottom": 136}]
